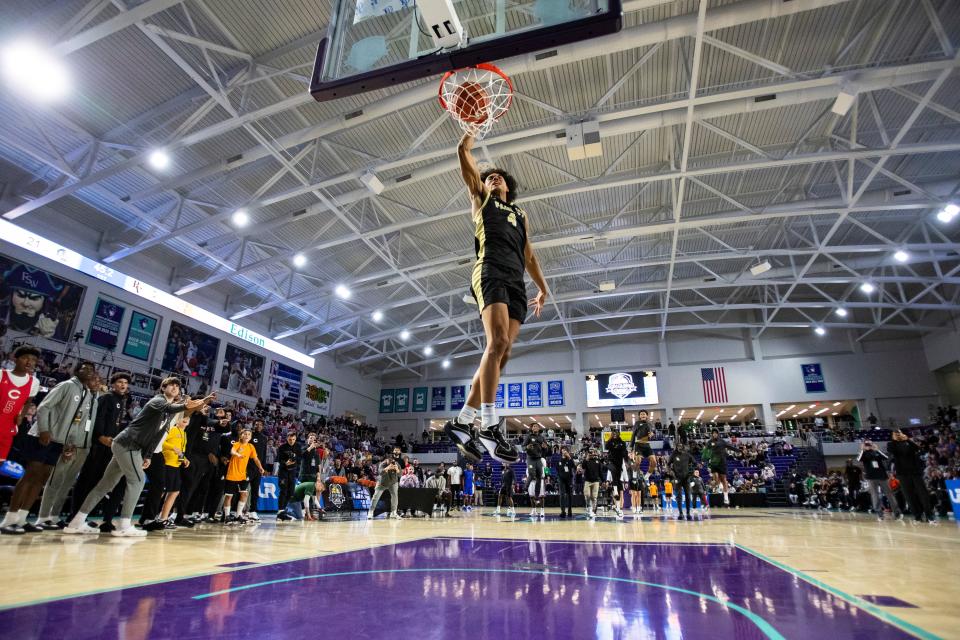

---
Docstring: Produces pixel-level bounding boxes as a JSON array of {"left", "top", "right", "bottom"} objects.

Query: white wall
[
  {"left": 377, "top": 331, "right": 939, "bottom": 436},
  {"left": 0, "top": 239, "right": 379, "bottom": 419}
]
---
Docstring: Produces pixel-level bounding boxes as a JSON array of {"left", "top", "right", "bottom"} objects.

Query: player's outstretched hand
[{"left": 529, "top": 289, "right": 547, "bottom": 318}]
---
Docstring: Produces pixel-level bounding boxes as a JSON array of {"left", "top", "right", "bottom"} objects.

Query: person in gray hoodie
[
  {"left": 0, "top": 361, "right": 100, "bottom": 535},
  {"left": 367, "top": 447, "right": 402, "bottom": 520},
  {"left": 63, "top": 376, "right": 214, "bottom": 537}
]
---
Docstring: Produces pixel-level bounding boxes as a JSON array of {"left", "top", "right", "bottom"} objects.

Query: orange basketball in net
[{"left": 452, "top": 81, "right": 488, "bottom": 124}]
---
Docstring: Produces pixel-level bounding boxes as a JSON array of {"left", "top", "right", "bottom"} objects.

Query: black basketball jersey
[{"left": 473, "top": 192, "right": 527, "bottom": 276}]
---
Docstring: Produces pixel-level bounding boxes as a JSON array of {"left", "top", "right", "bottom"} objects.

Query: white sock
[
  {"left": 17, "top": 510, "right": 29, "bottom": 525},
  {"left": 68, "top": 511, "right": 89, "bottom": 528},
  {"left": 224, "top": 504, "right": 232, "bottom": 517},
  {"left": 457, "top": 405, "right": 478, "bottom": 425},
  {"left": 0, "top": 511, "right": 17, "bottom": 527},
  {"left": 237, "top": 501, "right": 246, "bottom": 515},
  {"left": 480, "top": 403, "right": 498, "bottom": 429},
  {"left": 119, "top": 517, "right": 131, "bottom": 530}
]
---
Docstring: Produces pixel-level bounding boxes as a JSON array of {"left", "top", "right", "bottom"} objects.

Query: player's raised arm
[{"left": 458, "top": 132, "right": 485, "bottom": 204}]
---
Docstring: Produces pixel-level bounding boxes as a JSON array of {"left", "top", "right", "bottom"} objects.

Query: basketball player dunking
[{"left": 445, "top": 132, "right": 548, "bottom": 464}]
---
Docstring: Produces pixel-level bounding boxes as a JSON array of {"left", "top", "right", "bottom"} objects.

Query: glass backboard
[{"left": 311, "top": 0, "right": 622, "bottom": 101}]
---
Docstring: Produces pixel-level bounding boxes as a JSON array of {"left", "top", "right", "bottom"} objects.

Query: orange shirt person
[{"left": 222, "top": 429, "right": 265, "bottom": 523}]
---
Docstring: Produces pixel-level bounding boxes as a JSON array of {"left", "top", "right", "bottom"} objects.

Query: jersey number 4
[{"left": 507, "top": 212, "right": 517, "bottom": 228}]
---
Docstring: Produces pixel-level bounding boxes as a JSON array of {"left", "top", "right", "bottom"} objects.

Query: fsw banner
[
  {"left": 495, "top": 383, "right": 505, "bottom": 409},
  {"left": 451, "top": 385, "right": 466, "bottom": 410},
  {"left": 379, "top": 389, "right": 395, "bottom": 413},
  {"left": 412, "top": 387, "right": 428, "bottom": 412},
  {"left": 802, "top": 363, "right": 826, "bottom": 393},
  {"left": 394, "top": 388, "right": 410, "bottom": 412},
  {"left": 526, "top": 381, "right": 542, "bottom": 408},
  {"left": 508, "top": 382, "right": 523, "bottom": 408},
  {"left": 431, "top": 386, "right": 446, "bottom": 411},
  {"left": 548, "top": 380, "right": 564, "bottom": 406}
]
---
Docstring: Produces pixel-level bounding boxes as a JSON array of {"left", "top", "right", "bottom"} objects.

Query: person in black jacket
[
  {"left": 579, "top": 449, "right": 603, "bottom": 519},
  {"left": 887, "top": 430, "right": 937, "bottom": 524},
  {"left": 179, "top": 405, "right": 228, "bottom": 525},
  {"left": 605, "top": 426, "right": 628, "bottom": 519},
  {"left": 523, "top": 424, "right": 547, "bottom": 516},
  {"left": 276, "top": 431, "right": 301, "bottom": 521},
  {"left": 668, "top": 445, "right": 695, "bottom": 520},
  {"left": 857, "top": 440, "right": 901, "bottom": 521},
  {"left": 494, "top": 464, "right": 515, "bottom": 517},
  {"left": 69, "top": 371, "right": 131, "bottom": 532},
  {"left": 554, "top": 448, "right": 575, "bottom": 518},
  {"left": 246, "top": 419, "right": 268, "bottom": 520},
  {"left": 703, "top": 429, "right": 737, "bottom": 506}
]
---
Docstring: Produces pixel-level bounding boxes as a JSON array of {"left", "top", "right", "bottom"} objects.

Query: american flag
[{"left": 701, "top": 367, "right": 728, "bottom": 403}]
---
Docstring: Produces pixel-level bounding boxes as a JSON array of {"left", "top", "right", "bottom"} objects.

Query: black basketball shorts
[{"left": 470, "top": 262, "right": 527, "bottom": 323}]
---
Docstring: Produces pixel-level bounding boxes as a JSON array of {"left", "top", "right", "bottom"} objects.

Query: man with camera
[
  {"left": 368, "top": 447, "right": 402, "bottom": 520},
  {"left": 857, "top": 440, "right": 901, "bottom": 522}
]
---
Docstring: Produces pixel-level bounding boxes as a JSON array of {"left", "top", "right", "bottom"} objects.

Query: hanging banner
[
  {"left": 0, "top": 253, "right": 86, "bottom": 341},
  {"left": 947, "top": 479, "right": 960, "bottom": 521},
  {"left": 220, "top": 343, "right": 265, "bottom": 397},
  {"left": 394, "top": 388, "right": 410, "bottom": 413},
  {"left": 87, "top": 297, "right": 126, "bottom": 349},
  {"left": 162, "top": 320, "right": 220, "bottom": 395},
  {"left": 412, "top": 387, "right": 428, "bottom": 412},
  {"left": 431, "top": 386, "right": 446, "bottom": 411},
  {"left": 495, "top": 383, "right": 505, "bottom": 409},
  {"left": 122, "top": 310, "right": 158, "bottom": 361},
  {"left": 507, "top": 382, "right": 523, "bottom": 408},
  {"left": 379, "top": 389, "right": 395, "bottom": 413},
  {"left": 548, "top": 380, "right": 565, "bottom": 407},
  {"left": 451, "top": 385, "right": 466, "bottom": 410},
  {"left": 802, "top": 363, "right": 826, "bottom": 393},
  {"left": 303, "top": 374, "right": 333, "bottom": 416},
  {"left": 526, "top": 381, "right": 542, "bottom": 408}
]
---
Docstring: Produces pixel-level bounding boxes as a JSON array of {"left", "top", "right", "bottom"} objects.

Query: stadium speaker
[{"left": 610, "top": 407, "right": 625, "bottom": 423}]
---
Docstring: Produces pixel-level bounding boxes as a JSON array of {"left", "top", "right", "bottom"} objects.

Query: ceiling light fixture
[
  {"left": 423, "top": 345, "right": 433, "bottom": 356},
  {"left": 399, "top": 329, "right": 410, "bottom": 341},
  {"left": 292, "top": 253, "right": 307, "bottom": 268},
  {"left": 936, "top": 203, "right": 959, "bottom": 223},
  {"left": 1, "top": 40, "right": 70, "bottom": 102},
  {"left": 441, "top": 358, "right": 450, "bottom": 368},
  {"left": 860, "top": 282, "right": 875, "bottom": 294},
  {"left": 814, "top": 326, "right": 826, "bottom": 336},
  {"left": 334, "top": 284, "right": 351, "bottom": 299},
  {"left": 148, "top": 149, "right": 171, "bottom": 170},
  {"left": 893, "top": 250, "right": 909, "bottom": 263},
  {"left": 835, "top": 307, "right": 848, "bottom": 317},
  {"left": 371, "top": 310, "right": 384, "bottom": 322},
  {"left": 231, "top": 209, "right": 250, "bottom": 227}
]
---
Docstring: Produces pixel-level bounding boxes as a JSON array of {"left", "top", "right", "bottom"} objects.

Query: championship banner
[
  {"left": 495, "top": 383, "right": 505, "bottom": 409},
  {"left": 802, "top": 363, "right": 826, "bottom": 393},
  {"left": 431, "top": 386, "right": 446, "bottom": 411},
  {"left": 394, "top": 388, "right": 410, "bottom": 412},
  {"left": 87, "top": 297, "right": 125, "bottom": 349},
  {"left": 450, "top": 385, "right": 466, "bottom": 410},
  {"left": 548, "top": 380, "right": 565, "bottom": 406},
  {"left": 303, "top": 374, "right": 333, "bottom": 416},
  {"left": 507, "top": 382, "right": 523, "bottom": 408},
  {"left": 526, "top": 381, "right": 542, "bottom": 408},
  {"left": 122, "top": 310, "right": 158, "bottom": 361},
  {"left": 379, "top": 389, "right": 395, "bottom": 413},
  {"left": 412, "top": 386, "right": 428, "bottom": 412}
]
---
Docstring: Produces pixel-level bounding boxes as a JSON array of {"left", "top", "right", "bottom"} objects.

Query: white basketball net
[{"left": 439, "top": 66, "right": 512, "bottom": 140}]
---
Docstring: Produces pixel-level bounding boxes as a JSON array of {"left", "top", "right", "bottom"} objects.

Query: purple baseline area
[{"left": 0, "top": 538, "right": 917, "bottom": 639}]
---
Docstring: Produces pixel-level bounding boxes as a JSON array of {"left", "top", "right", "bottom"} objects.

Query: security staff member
[
  {"left": 555, "top": 448, "right": 575, "bottom": 518},
  {"left": 276, "top": 431, "right": 301, "bottom": 521}
]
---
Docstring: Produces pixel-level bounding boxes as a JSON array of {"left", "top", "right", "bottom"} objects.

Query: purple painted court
[{"left": 0, "top": 538, "right": 917, "bottom": 639}]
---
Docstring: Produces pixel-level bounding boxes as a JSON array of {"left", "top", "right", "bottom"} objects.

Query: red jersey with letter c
[{"left": 0, "top": 370, "right": 33, "bottom": 459}]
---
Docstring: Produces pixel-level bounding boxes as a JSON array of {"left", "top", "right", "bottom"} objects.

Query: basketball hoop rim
[{"left": 438, "top": 63, "right": 514, "bottom": 121}]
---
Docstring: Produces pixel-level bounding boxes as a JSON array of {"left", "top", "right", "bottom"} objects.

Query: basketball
[{"left": 452, "top": 81, "right": 488, "bottom": 123}]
